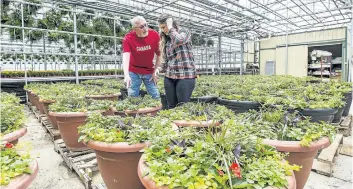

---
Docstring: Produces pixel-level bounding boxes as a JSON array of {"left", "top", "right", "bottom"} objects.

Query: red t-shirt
[{"left": 123, "top": 29, "right": 161, "bottom": 74}]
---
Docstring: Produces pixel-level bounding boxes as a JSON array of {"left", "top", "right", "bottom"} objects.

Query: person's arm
[
  {"left": 122, "top": 36, "right": 132, "bottom": 87},
  {"left": 166, "top": 18, "right": 191, "bottom": 46},
  {"left": 153, "top": 36, "right": 162, "bottom": 76}
]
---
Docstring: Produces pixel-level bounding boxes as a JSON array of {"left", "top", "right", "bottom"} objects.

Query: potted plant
[
  {"left": 110, "top": 96, "right": 162, "bottom": 117},
  {"left": 78, "top": 113, "right": 171, "bottom": 189},
  {"left": 0, "top": 141, "right": 39, "bottom": 189},
  {"left": 1, "top": 92, "right": 27, "bottom": 145},
  {"left": 235, "top": 108, "right": 336, "bottom": 189},
  {"left": 138, "top": 121, "right": 298, "bottom": 189},
  {"left": 84, "top": 85, "right": 121, "bottom": 101},
  {"left": 48, "top": 96, "right": 114, "bottom": 151},
  {"left": 158, "top": 102, "right": 234, "bottom": 128}
]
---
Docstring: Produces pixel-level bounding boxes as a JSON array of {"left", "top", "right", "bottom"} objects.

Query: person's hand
[
  {"left": 124, "top": 74, "right": 131, "bottom": 88},
  {"left": 166, "top": 18, "right": 173, "bottom": 30},
  {"left": 150, "top": 69, "right": 160, "bottom": 85}
]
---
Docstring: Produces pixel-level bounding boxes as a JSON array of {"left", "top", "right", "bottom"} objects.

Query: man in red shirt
[{"left": 122, "top": 16, "right": 161, "bottom": 99}]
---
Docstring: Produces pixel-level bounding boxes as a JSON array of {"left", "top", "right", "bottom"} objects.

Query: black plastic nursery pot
[
  {"left": 120, "top": 88, "right": 148, "bottom": 100},
  {"left": 217, "top": 98, "right": 261, "bottom": 113},
  {"left": 332, "top": 106, "right": 345, "bottom": 124},
  {"left": 342, "top": 91, "right": 352, "bottom": 117},
  {"left": 190, "top": 96, "right": 218, "bottom": 103},
  {"left": 299, "top": 108, "right": 338, "bottom": 123}
]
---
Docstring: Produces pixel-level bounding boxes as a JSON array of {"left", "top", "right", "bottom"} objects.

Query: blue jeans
[
  {"left": 164, "top": 77, "right": 196, "bottom": 109},
  {"left": 128, "top": 72, "right": 160, "bottom": 99}
]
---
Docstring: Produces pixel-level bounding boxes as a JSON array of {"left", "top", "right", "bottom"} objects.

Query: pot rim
[
  {"left": 85, "top": 93, "right": 122, "bottom": 98},
  {"left": 1, "top": 127, "right": 27, "bottom": 143},
  {"left": 262, "top": 137, "right": 330, "bottom": 153},
  {"left": 1, "top": 160, "right": 39, "bottom": 189},
  {"left": 217, "top": 98, "right": 260, "bottom": 104},
  {"left": 86, "top": 140, "right": 149, "bottom": 153},
  {"left": 49, "top": 111, "right": 88, "bottom": 118},
  {"left": 173, "top": 120, "right": 220, "bottom": 127}
]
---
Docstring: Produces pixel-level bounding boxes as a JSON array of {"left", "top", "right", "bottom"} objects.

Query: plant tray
[{"left": 54, "top": 139, "right": 98, "bottom": 189}]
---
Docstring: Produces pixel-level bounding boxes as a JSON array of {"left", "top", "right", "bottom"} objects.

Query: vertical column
[
  {"left": 218, "top": 35, "right": 222, "bottom": 75},
  {"left": 73, "top": 6, "right": 79, "bottom": 84},
  {"left": 114, "top": 18, "right": 118, "bottom": 79},
  {"left": 285, "top": 7, "right": 289, "bottom": 75},
  {"left": 205, "top": 47, "right": 209, "bottom": 75},
  {"left": 350, "top": 6, "right": 353, "bottom": 82},
  {"left": 43, "top": 32, "right": 47, "bottom": 70},
  {"left": 21, "top": 3, "right": 28, "bottom": 103},
  {"left": 240, "top": 37, "right": 244, "bottom": 75}
]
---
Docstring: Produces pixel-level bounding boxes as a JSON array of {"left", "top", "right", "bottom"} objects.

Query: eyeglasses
[{"left": 136, "top": 23, "right": 148, "bottom": 29}]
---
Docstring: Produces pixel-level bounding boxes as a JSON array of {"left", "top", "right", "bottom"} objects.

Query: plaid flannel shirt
[{"left": 164, "top": 28, "right": 196, "bottom": 79}]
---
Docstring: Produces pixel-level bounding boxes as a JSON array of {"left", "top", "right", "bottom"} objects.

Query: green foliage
[
  {"left": 113, "top": 96, "right": 161, "bottom": 111},
  {"left": 143, "top": 120, "right": 299, "bottom": 188},
  {"left": 0, "top": 92, "right": 26, "bottom": 135},
  {"left": 158, "top": 103, "right": 234, "bottom": 121},
  {"left": 0, "top": 143, "right": 33, "bottom": 186},
  {"left": 1, "top": 69, "right": 124, "bottom": 78},
  {"left": 48, "top": 96, "right": 113, "bottom": 113},
  {"left": 235, "top": 108, "right": 337, "bottom": 146},
  {"left": 78, "top": 113, "right": 171, "bottom": 144}
]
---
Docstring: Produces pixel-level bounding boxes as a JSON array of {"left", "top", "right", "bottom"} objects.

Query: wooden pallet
[
  {"left": 41, "top": 117, "right": 61, "bottom": 142},
  {"left": 335, "top": 115, "right": 352, "bottom": 137},
  {"left": 312, "top": 134, "right": 344, "bottom": 176},
  {"left": 54, "top": 139, "right": 98, "bottom": 189},
  {"left": 92, "top": 183, "right": 107, "bottom": 189},
  {"left": 27, "top": 103, "right": 61, "bottom": 141}
]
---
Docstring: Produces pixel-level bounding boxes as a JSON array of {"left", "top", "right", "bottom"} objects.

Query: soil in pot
[
  {"left": 86, "top": 141, "right": 147, "bottom": 189},
  {"left": 50, "top": 112, "right": 88, "bottom": 151},
  {"left": 299, "top": 108, "right": 337, "bottom": 123},
  {"left": 217, "top": 98, "right": 261, "bottom": 113},
  {"left": 342, "top": 91, "right": 352, "bottom": 116},
  {"left": 263, "top": 137, "right": 330, "bottom": 189}
]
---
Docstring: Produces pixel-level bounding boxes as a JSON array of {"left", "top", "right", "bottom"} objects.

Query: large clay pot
[
  {"left": 1, "top": 127, "right": 27, "bottom": 145},
  {"left": 1, "top": 160, "right": 39, "bottom": 189},
  {"left": 33, "top": 95, "right": 45, "bottom": 114},
  {"left": 49, "top": 112, "right": 88, "bottom": 151},
  {"left": 138, "top": 158, "right": 296, "bottom": 189},
  {"left": 262, "top": 137, "right": 330, "bottom": 189},
  {"left": 299, "top": 108, "right": 337, "bottom": 123},
  {"left": 85, "top": 140, "right": 148, "bottom": 189},
  {"left": 85, "top": 93, "right": 121, "bottom": 101},
  {"left": 217, "top": 98, "right": 261, "bottom": 113},
  {"left": 39, "top": 99, "right": 58, "bottom": 129},
  {"left": 25, "top": 90, "right": 35, "bottom": 105}
]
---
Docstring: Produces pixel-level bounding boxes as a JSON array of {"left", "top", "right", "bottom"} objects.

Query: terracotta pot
[
  {"left": 25, "top": 90, "right": 35, "bottom": 105},
  {"left": 85, "top": 93, "right": 121, "bottom": 101},
  {"left": 263, "top": 137, "right": 330, "bottom": 189},
  {"left": 49, "top": 112, "right": 88, "bottom": 151},
  {"left": 1, "top": 160, "right": 39, "bottom": 189},
  {"left": 85, "top": 140, "right": 148, "bottom": 189},
  {"left": 33, "top": 95, "right": 45, "bottom": 114},
  {"left": 124, "top": 105, "right": 162, "bottom": 117},
  {"left": 1, "top": 127, "right": 27, "bottom": 145},
  {"left": 138, "top": 158, "right": 296, "bottom": 189},
  {"left": 108, "top": 107, "right": 126, "bottom": 116},
  {"left": 39, "top": 99, "right": 58, "bottom": 129}
]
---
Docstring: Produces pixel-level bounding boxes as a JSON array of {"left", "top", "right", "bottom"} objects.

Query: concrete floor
[{"left": 21, "top": 106, "right": 353, "bottom": 189}]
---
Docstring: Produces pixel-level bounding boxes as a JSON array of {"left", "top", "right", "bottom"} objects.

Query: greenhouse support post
[
  {"left": 285, "top": 7, "right": 289, "bottom": 75},
  {"left": 21, "top": 2, "right": 28, "bottom": 103},
  {"left": 350, "top": 5, "right": 353, "bottom": 83},
  {"left": 114, "top": 18, "right": 118, "bottom": 79},
  {"left": 73, "top": 6, "right": 79, "bottom": 84},
  {"left": 218, "top": 35, "right": 222, "bottom": 75},
  {"left": 240, "top": 38, "right": 244, "bottom": 75}
]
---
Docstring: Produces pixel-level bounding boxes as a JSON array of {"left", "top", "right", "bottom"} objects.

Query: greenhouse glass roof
[{"left": 57, "top": 0, "right": 353, "bottom": 39}]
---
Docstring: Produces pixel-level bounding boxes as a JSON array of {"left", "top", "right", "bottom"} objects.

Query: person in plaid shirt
[{"left": 158, "top": 14, "right": 196, "bottom": 109}]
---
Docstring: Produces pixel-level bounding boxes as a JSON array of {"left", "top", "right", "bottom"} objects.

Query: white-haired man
[{"left": 122, "top": 16, "right": 161, "bottom": 99}]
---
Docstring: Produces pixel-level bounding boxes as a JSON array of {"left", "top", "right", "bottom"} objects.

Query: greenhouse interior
[{"left": 1, "top": 0, "right": 353, "bottom": 189}]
